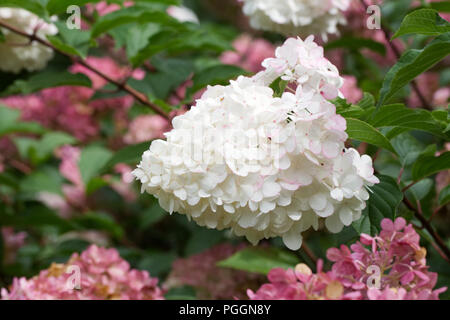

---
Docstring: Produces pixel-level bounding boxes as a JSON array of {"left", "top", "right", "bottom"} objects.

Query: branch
[
  {"left": 0, "top": 20, "right": 170, "bottom": 120},
  {"left": 301, "top": 242, "right": 318, "bottom": 265},
  {"left": 403, "top": 198, "right": 450, "bottom": 263},
  {"left": 359, "top": 0, "right": 431, "bottom": 109}
]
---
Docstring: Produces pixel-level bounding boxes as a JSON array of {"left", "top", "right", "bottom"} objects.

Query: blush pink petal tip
[
  {"left": 1, "top": 245, "right": 164, "bottom": 300},
  {"left": 249, "top": 218, "right": 446, "bottom": 300}
]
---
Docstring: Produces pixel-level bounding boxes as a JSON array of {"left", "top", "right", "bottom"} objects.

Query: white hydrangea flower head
[
  {"left": 167, "top": 6, "right": 199, "bottom": 24},
  {"left": 240, "top": 0, "right": 350, "bottom": 41},
  {"left": 0, "top": 8, "right": 58, "bottom": 73},
  {"left": 133, "top": 37, "right": 379, "bottom": 251},
  {"left": 261, "top": 36, "right": 344, "bottom": 99}
]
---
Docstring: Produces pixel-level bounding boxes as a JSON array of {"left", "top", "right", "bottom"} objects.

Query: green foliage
[
  {"left": 378, "top": 33, "right": 450, "bottom": 106},
  {"left": 412, "top": 151, "right": 450, "bottom": 181},
  {"left": 345, "top": 118, "right": 396, "bottom": 154},
  {"left": 352, "top": 175, "right": 403, "bottom": 235},
  {"left": 79, "top": 145, "right": 113, "bottom": 186},
  {"left": 393, "top": 9, "right": 450, "bottom": 38},
  {"left": 217, "top": 247, "right": 299, "bottom": 275}
]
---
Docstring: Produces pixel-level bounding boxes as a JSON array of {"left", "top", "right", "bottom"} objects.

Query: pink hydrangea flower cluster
[
  {"left": 40, "top": 146, "right": 138, "bottom": 215},
  {"left": 220, "top": 34, "right": 275, "bottom": 73},
  {"left": 165, "top": 243, "right": 265, "bottom": 300},
  {"left": 1, "top": 57, "right": 140, "bottom": 141},
  {"left": 1, "top": 245, "right": 164, "bottom": 300},
  {"left": 408, "top": 72, "right": 450, "bottom": 108},
  {"left": 124, "top": 115, "right": 170, "bottom": 144},
  {"left": 1, "top": 227, "right": 27, "bottom": 265},
  {"left": 248, "top": 218, "right": 447, "bottom": 300},
  {"left": 340, "top": 75, "right": 363, "bottom": 104}
]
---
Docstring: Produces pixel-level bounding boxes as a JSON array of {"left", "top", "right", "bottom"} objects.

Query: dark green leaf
[
  {"left": 412, "top": 151, "right": 450, "bottom": 181},
  {"left": 325, "top": 37, "right": 386, "bottom": 56},
  {"left": 186, "top": 64, "right": 245, "bottom": 98},
  {"left": 438, "top": 185, "right": 450, "bottom": 206},
  {"left": 352, "top": 175, "right": 403, "bottom": 235},
  {"left": 102, "top": 141, "right": 150, "bottom": 173}
]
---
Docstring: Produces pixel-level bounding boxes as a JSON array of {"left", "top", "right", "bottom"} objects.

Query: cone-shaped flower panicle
[{"left": 133, "top": 37, "right": 379, "bottom": 251}]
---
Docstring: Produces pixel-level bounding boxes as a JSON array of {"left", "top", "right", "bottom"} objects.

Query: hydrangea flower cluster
[
  {"left": 220, "top": 34, "right": 275, "bottom": 73},
  {"left": 240, "top": 0, "right": 350, "bottom": 40},
  {"left": 165, "top": 243, "right": 265, "bottom": 299},
  {"left": 1, "top": 227, "right": 27, "bottom": 265},
  {"left": 133, "top": 37, "right": 379, "bottom": 251},
  {"left": 0, "top": 8, "right": 58, "bottom": 73},
  {"left": 1, "top": 245, "right": 164, "bottom": 300},
  {"left": 248, "top": 218, "right": 447, "bottom": 300}
]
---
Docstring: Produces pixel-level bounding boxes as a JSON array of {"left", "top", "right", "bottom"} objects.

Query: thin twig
[
  {"left": 0, "top": 19, "right": 170, "bottom": 120},
  {"left": 403, "top": 198, "right": 450, "bottom": 263},
  {"left": 301, "top": 242, "right": 318, "bottom": 265},
  {"left": 359, "top": 0, "right": 431, "bottom": 109}
]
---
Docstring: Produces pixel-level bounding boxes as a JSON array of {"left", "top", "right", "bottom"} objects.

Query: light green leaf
[
  {"left": 393, "top": 9, "right": 450, "bottom": 39},
  {"left": 346, "top": 118, "right": 396, "bottom": 154},
  {"left": 369, "top": 104, "right": 448, "bottom": 139},
  {"left": 20, "top": 167, "right": 64, "bottom": 196},
  {"left": 78, "top": 145, "right": 113, "bottom": 186},
  {"left": 217, "top": 247, "right": 299, "bottom": 275},
  {"left": 378, "top": 33, "right": 450, "bottom": 106}
]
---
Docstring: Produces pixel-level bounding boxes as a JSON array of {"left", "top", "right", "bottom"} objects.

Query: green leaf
[
  {"left": 357, "top": 92, "right": 376, "bottom": 109},
  {"left": 369, "top": 104, "right": 448, "bottom": 139},
  {"left": 0, "top": 202, "right": 76, "bottom": 232},
  {"left": 102, "top": 141, "right": 150, "bottom": 173},
  {"left": 128, "top": 56, "right": 194, "bottom": 99},
  {"left": 378, "top": 33, "right": 450, "bottom": 106},
  {"left": 109, "top": 23, "right": 161, "bottom": 61},
  {"left": 393, "top": 9, "right": 450, "bottom": 39},
  {"left": 269, "top": 77, "right": 288, "bottom": 98},
  {"left": 139, "top": 203, "right": 166, "bottom": 230},
  {"left": 325, "top": 37, "right": 386, "bottom": 56},
  {"left": 78, "top": 145, "right": 113, "bottom": 186},
  {"left": 0, "top": 172, "right": 19, "bottom": 190},
  {"left": 438, "top": 185, "right": 450, "bottom": 206},
  {"left": 352, "top": 175, "right": 403, "bottom": 235},
  {"left": 5, "top": 71, "right": 91, "bottom": 95},
  {"left": 91, "top": 5, "right": 175, "bottom": 39},
  {"left": 0, "top": 105, "right": 47, "bottom": 136},
  {"left": 391, "top": 132, "right": 425, "bottom": 166},
  {"left": 412, "top": 151, "right": 450, "bottom": 181},
  {"left": 47, "top": 21, "right": 93, "bottom": 58},
  {"left": 186, "top": 64, "right": 245, "bottom": 98},
  {"left": 71, "top": 212, "right": 124, "bottom": 238},
  {"left": 0, "top": 0, "right": 48, "bottom": 19},
  {"left": 430, "top": 1, "right": 450, "bottom": 12},
  {"left": 345, "top": 118, "right": 396, "bottom": 153},
  {"left": 35, "top": 132, "right": 76, "bottom": 163},
  {"left": 20, "top": 167, "right": 64, "bottom": 196},
  {"left": 46, "top": 0, "right": 95, "bottom": 15},
  {"left": 185, "top": 229, "right": 224, "bottom": 256},
  {"left": 217, "top": 247, "right": 299, "bottom": 275},
  {"left": 0, "top": 104, "right": 20, "bottom": 130}
]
